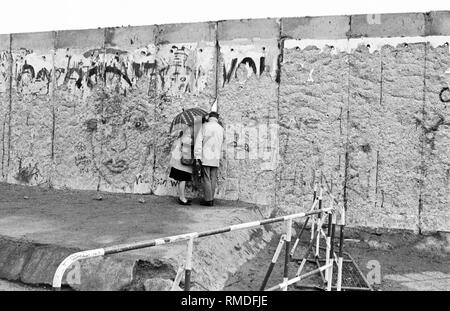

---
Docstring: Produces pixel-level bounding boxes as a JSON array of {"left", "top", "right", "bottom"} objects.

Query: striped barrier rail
[{"left": 52, "top": 204, "right": 334, "bottom": 291}]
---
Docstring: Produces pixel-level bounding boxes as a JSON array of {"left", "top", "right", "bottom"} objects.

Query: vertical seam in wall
[
  {"left": 96, "top": 28, "right": 108, "bottom": 192},
  {"left": 150, "top": 25, "right": 160, "bottom": 194},
  {"left": 274, "top": 18, "right": 283, "bottom": 211},
  {"left": 7, "top": 34, "right": 12, "bottom": 181},
  {"left": 375, "top": 46, "right": 384, "bottom": 209},
  {"left": 343, "top": 48, "right": 351, "bottom": 213},
  {"left": 50, "top": 31, "right": 56, "bottom": 187},
  {"left": 418, "top": 41, "right": 428, "bottom": 234},
  {"left": 1, "top": 37, "right": 11, "bottom": 179},
  {"left": 214, "top": 21, "right": 219, "bottom": 103},
  {"left": 343, "top": 16, "right": 352, "bottom": 213}
]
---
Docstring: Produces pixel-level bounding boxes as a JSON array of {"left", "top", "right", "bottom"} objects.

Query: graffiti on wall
[
  {"left": 440, "top": 68, "right": 450, "bottom": 103},
  {"left": 79, "top": 89, "right": 154, "bottom": 193},
  {"left": 220, "top": 40, "right": 279, "bottom": 86},
  {"left": 156, "top": 42, "right": 214, "bottom": 96},
  {"left": 440, "top": 87, "right": 450, "bottom": 103},
  {"left": 54, "top": 42, "right": 214, "bottom": 100},
  {"left": 14, "top": 159, "right": 41, "bottom": 184},
  {"left": 12, "top": 48, "right": 53, "bottom": 95},
  {"left": 0, "top": 51, "right": 9, "bottom": 93},
  {"left": 54, "top": 48, "right": 105, "bottom": 98},
  {"left": 50, "top": 39, "right": 215, "bottom": 193}
]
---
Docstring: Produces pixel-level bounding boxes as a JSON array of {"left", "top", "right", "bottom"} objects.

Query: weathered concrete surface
[
  {"left": 425, "top": 11, "right": 450, "bottom": 36},
  {"left": 0, "top": 34, "right": 10, "bottom": 183},
  {"left": 53, "top": 28, "right": 104, "bottom": 192},
  {"left": 0, "top": 183, "right": 272, "bottom": 290},
  {"left": 347, "top": 43, "right": 424, "bottom": 230},
  {"left": 349, "top": 13, "right": 426, "bottom": 38},
  {"left": 8, "top": 32, "right": 55, "bottom": 188},
  {"left": 216, "top": 19, "right": 280, "bottom": 211},
  {"left": 421, "top": 43, "right": 450, "bottom": 232},
  {"left": 347, "top": 45, "right": 382, "bottom": 228},
  {"left": 152, "top": 22, "right": 217, "bottom": 198},
  {"left": 282, "top": 15, "right": 349, "bottom": 39},
  {"left": 1, "top": 13, "right": 450, "bottom": 233},
  {"left": 0, "top": 279, "right": 49, "bottom": 291},
  {"left": 218, "top": 18, "right": 280, "bottom": 40},
  {"left": 278, "top": 43, "right": 348, "bottom": 214},
  {"left": 99, "top": 26, "right": 156, "bottom": 194}
]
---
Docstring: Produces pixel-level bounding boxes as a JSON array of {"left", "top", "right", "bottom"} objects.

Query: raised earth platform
[{"left": 0, "top": 183, "right": 274, "bottom": 291}]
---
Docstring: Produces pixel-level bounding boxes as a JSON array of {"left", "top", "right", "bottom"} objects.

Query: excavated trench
[{"left": 0, "top": 182, "right": 279, "bottom": 291}]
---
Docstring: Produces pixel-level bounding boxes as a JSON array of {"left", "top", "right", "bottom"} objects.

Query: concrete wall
[{"left": 0, "top": 11, "right": 449, "bottom": 233}]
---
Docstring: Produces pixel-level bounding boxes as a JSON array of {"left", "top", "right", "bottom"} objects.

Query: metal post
[
  {"left": 290, "top": 185, "right": 318, "bottom": 259},
  {"left": 283, "top": 219, "right": 293, "bottom": 291},
  {"left": 336, "top": 205, "right": 345, "bottom": 291},
  {"left": 325, "top": 209, "right": 332, "bottom": 282},
  {"left": 184, "top": 236, "right": 194, "bottom": 291},
  {"left": 315, "top": 188, "right": 323, "bottom": 257},
  {"left": 260, "top": 235, "right": 286, "bottom": 291},
  {"left": 52, "top": 207, "right": 332, "bottom": 290},
  {"left": 172, "top": 264, "right": 185, "bottom": 291},
  {"left": 310, "top": 189, "right": 318, "bottom": 242},
  {"left": 327, "top": 212, "right": 337, "bottom": 291}
]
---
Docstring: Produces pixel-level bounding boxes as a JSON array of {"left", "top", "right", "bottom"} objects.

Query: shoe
[
  {"left": 200, "top": 200, "right": 214, "bottom": 206},
  {"left": 177, "top": 198, "right": 191, "bottom": 206}
]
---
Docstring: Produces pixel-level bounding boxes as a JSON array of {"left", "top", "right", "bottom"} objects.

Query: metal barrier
[
  {"left": 52, "top": 194, "right": 335, "bottom": 291},
  {"left": 258, "top": 186, "right": 345, "bottom": 291}
]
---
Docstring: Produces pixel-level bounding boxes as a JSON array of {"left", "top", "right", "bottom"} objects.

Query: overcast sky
[{"left": 0, "top": 0, "right": 448, "bottom": 34}]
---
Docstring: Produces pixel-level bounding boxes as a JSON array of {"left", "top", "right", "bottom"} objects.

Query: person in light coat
[
  {"left": 194, "top": 111, "right": 224, "bottom": 206},
  {"left": 169, "top": 129, "right": 193, "bottom": 205}
]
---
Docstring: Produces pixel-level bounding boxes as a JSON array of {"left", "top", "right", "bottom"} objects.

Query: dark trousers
[{"left": 201, "top": 166, "right": 218, "bottom": 201}]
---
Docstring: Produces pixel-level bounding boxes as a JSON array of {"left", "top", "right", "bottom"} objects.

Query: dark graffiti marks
[
  {"left": 74, "top": 155, "right": 92, "bottom": 174},
  {"left": 222, "top": 56, "right": 266, "bottom": 86},
  {"left": 55, "top": 48, "right": 103, "bottom": 97},
  {"left": 73, "top": 142, "right": 92, "bottom": 174},
  {"left": 416, "top": 114, "right": 450, "bottom": 150},
  {"left": 12, "top": 48, "right": 54, "bottom": 95},
  {"left": 439, "top": 87, "right": 450, "bottom": 103},
  {"left": 14, "top": 159, "right": 40, "bottom": 183}
]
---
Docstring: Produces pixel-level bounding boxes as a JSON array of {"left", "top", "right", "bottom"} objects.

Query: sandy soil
[
  {"left": 0, "top": 182, "right": 448, "bottom": 291},
  {"left": 225, "top": 227, "right": 450, "bottom": 291}
]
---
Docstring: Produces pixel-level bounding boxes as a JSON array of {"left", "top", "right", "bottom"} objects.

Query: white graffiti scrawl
[
  {"left": 13, "top": 48, "right": 53, "bottom": 95},
  {"left": 220, "top": 38, "right": 279, "bottom": 86},
  {"left": 157, "top": 42, "right": 214, "bottom": 96}
]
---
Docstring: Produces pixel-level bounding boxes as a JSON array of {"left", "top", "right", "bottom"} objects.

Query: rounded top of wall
[{"left": 1, "top": 11, "right": 450, "bottom": 49}]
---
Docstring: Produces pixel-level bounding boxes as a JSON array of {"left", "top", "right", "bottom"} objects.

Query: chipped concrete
[{"left": 0, "top": 11, "right": 450, "bottom": 234}]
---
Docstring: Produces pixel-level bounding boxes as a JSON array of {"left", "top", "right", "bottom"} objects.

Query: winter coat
[
  {"left": 194, "top": 117, "right": 224, "bottom": 167},
  {"left": 169, "top": 132, "right": 193, "bottom": 174}
]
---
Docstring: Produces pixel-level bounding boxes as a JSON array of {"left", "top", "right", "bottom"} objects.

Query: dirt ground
[
  {"left": 0, "top": 182, "right": 449, "bottom": 291},
  {"left": 0, "top": 182, "right": 271, "bottom": 291},
  {"left": 225, "top": 226, "right": 450, "bottom": 291}
]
